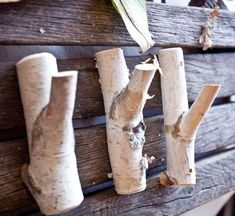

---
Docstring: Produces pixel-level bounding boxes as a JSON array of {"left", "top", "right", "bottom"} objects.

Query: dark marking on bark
[
  {"left": 164, "top": 112, "right": 185, "bottom": 138},
  {"left": 21, "top": 163, "right": 41, "bottom": 194},
  {"left": 31, "top": 106, "right": 47, "bottom": 154},
  {"left": 160, "top": 171, "right": 178, "bottom": 186},
  {"left": 124, "top": 121, "right": 146, "bottom": 149},
  {"left": 110, "top": 87, "right": 146, "bottom": 123},
  {"left": 109, "top": 90, "right": 124, "bottom": 120}
]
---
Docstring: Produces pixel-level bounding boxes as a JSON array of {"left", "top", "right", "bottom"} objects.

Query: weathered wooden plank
[
  {"left": 0, "top": 56, "right": 158, "bottom": 130},
  {"left": 66, "top": 148, "right": 235, "bottom": 216},
  {"left": 1, "top": 52, "right": 235, "bottom": 131},
  {"left": 0, "top": 1, "right": 234, "bottom": 48},
  {"left": 65, "top": 103, "right": 235, "bottom": 187},
  {"left": 0, "top": 103, "right": 235, "bottom": 215},
  {"left": 0, "top": 45, "right": 143, "bottom": 62},
  {"left": 189, "top": 0, "right": 228, "bottom": 10}
]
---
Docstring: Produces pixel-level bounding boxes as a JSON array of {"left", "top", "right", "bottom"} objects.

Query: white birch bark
[
  {"left": 17, "top": 53, "right": 58, "bottom": 152},
  {"left": 17, "top": 53, "right": 83, "bottom": 215},
  {"left": 96, "top": 48, "right": 157, "bottom": 194},
  {"left": 158, "top": 47, "right": 220, "bottom": 186}
]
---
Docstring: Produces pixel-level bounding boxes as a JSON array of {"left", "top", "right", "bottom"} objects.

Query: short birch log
[
  {"left": 96, "top": 48, "right": 157, "bottom": 195},
  {"left": 17, "top": 53, "right": 83, "bottom": 215},
  {"left": 158, "top": 47, "right": 220, "bottom": 186}
]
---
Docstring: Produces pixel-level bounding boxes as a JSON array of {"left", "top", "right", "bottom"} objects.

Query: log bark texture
[
  {"left": 16, "top": 53, "right": 58, "bottom": 151},
  {"left": 60, "top": 149, "right": 235, "bottom": 216},
  {"left": 16, "top": 53, "right": 83, "bottom": 215},
  {"left": 1, "top": 103, "right": 235, "bottom": 215},
  {"left": 0, "top": 1, "right": 234, "bottom": 215},
  {"left": 1, "top": 51, "right": 235, "bottom": 132},
  {"left": 158, "top": 48, "right": 220, "bottom": 186},
  {"left": 96, "top": 48, "right": 156, "bottom": 194}
]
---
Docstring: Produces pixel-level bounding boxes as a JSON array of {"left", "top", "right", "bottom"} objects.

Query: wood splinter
[
  {"left": 158, "top": 47, "right": 220, "bottom": 186},
  {"left": 96, "top": 48, "right": 157, "bottom": 195},
  {"left": 16, "top": 53, "right": 84, "bottom": 215},
  {"left": 199, "top": 6, "right": 220, "bottom": 51}
]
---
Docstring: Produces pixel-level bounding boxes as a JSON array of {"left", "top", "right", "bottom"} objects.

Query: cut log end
[
  {"left": 95, "top": 47, "right": 123, "bottom": 56},
  {"left": 16, "top": 52, "right": 56, "bottom": 66},
  {"left": 135, "top": 63, "right": 158, "bottom": 71},
  {"left": 54, "top": 70, "right": 78, "bottom": 77}
]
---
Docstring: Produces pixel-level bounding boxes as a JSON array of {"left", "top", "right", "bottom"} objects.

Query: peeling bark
[{"left": 96, "top": 48, "right": 157, "bottom": 194}]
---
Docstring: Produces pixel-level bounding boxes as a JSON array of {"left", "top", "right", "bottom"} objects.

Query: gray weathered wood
[
  {"left": 0, "top": 103, "right": 235, "bottom": 215},
  {"left": 1, "top": 52, "right": 235, "bottom": 131},
  {"left": 189, "top": 0, "right": 228, "bottom": 9},
  {"left": 0, "top": 1, "right": 234, "bottom": 48},
  {"left": 75, "top": 103, "right": 235, "bottom": 186},
  {"left": 11, "top": 148, "right": 235, "bottom": 216},
  {"left": 67, "top": 149, "right": 235, "bottom": 216}
]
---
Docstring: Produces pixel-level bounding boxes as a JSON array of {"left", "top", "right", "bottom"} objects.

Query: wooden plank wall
[
  {"left": 0, "top": 1, "right": 235, "bottom": 216},
  {"left": 0, "top": 0, "right": 234, "bottom": 47}
]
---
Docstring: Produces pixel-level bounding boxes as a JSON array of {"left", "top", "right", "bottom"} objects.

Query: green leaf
[{"left": 111, "top": 0, "right": 155, "bottom": 53}]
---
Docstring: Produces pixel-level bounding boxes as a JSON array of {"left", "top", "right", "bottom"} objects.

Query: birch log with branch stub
[
  {"left": 158, "top": 47, "right": 220, "bottom": 186},
  {"left": 16, "top": 53, "right": 84, "bottom": 215},
  {"left": 96, "top": 48, "right": 157, "bottom": 195}
]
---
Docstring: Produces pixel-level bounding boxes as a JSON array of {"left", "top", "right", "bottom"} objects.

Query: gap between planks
[
  {"left": 0, "top": 101, "right": 235, "bottom": 215},
  {"left": 26, "top": 147, "right": 235, "bottom": 216},
  {"left": 1, "top": 52, "right": 235, "bottom": 131}
]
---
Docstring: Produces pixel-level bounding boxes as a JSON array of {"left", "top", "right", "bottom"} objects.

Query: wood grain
[
  {"left": 0, "top": 103, "right": 235, "bottom": 215},
  {"left": 66, "top": 148, "right": 235, "bottom": 216},
  {"left": 1, "top": 52, "right": 235, "bottom": 131},
  {"left": 0, "top": 1, "right": 234, "bottom": 48},
  {"left": 189, "top": 0, "right": 228, "bottom": 9},
  {"left": 0, "top": 1, "right": 234, "bottom": 215}
]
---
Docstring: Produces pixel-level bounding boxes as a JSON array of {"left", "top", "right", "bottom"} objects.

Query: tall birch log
[
  {"left": 17, "top": 53, "right": 58, "bottom": 152},
  {"left": 96, "top": 48, "right": 157, "bottom": 195},
  {"left": 158, "top": 47, "right": 220, "bottom": 186},
  {"left": 17, "top": 53, "right": 83, "bottom": 215}
]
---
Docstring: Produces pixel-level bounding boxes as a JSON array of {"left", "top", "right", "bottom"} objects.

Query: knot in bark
[{"left": 123, "top": 121, "right": 146, "bottom": 149}]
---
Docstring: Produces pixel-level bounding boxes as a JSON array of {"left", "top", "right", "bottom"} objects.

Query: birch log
[
  {"left": 0, "top": 0, "right": 21, "bottom": 2},
  {"left": 96, "top": 48, "right": 157, "bottom": 195},
  {"left": 158, "top": 47, "right": 220, "bottom": 186},
  {"left": 17, "top": 53, "right": 83, "bottom": 215},
  {"left": 17, "top": 53, "right": 58, "bottom": 152},
  {"left": 0, "top": 0, "right": 21, "bottom": 3}
]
